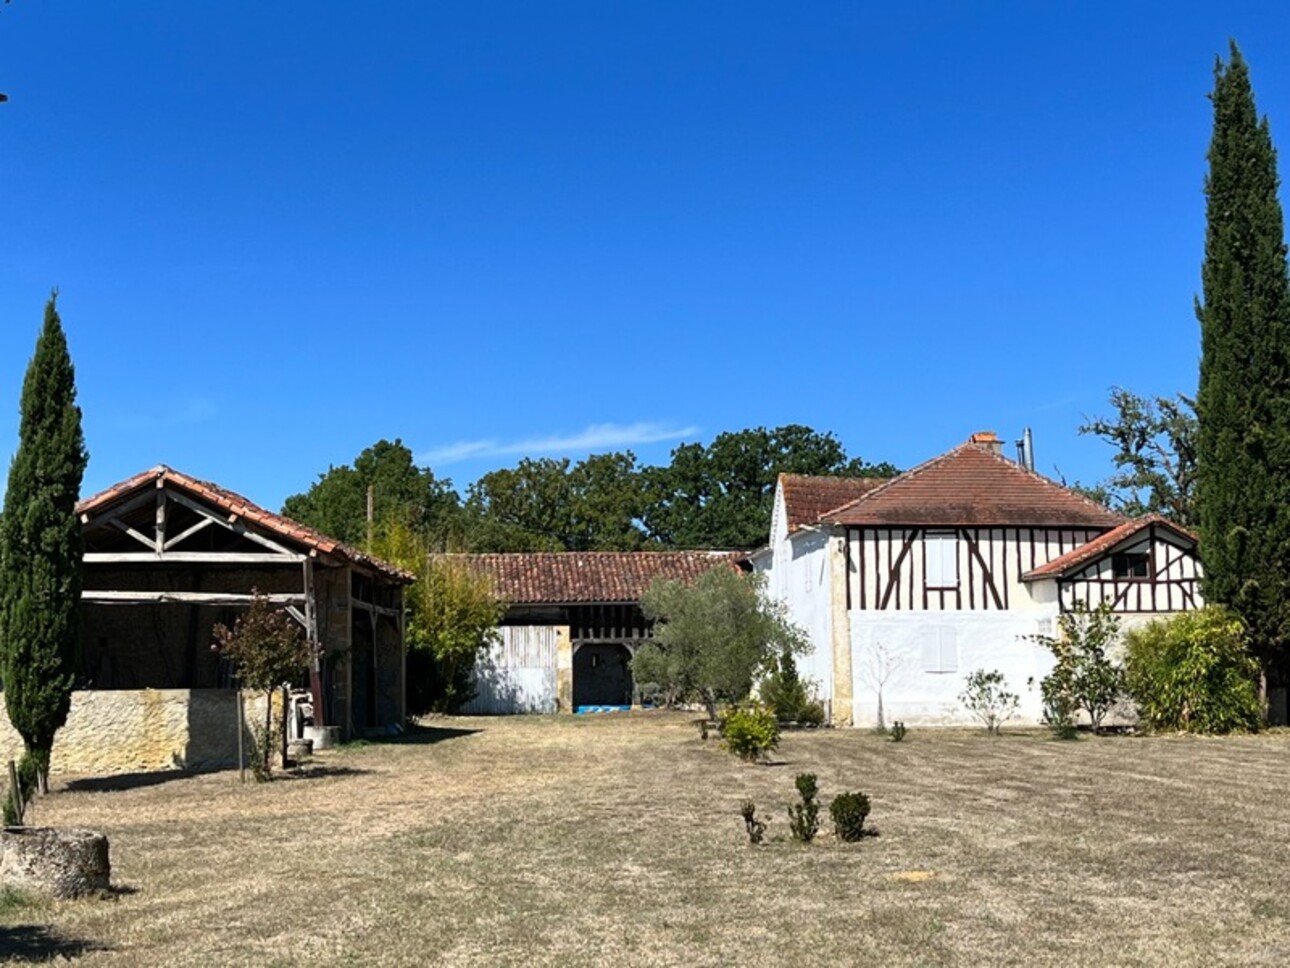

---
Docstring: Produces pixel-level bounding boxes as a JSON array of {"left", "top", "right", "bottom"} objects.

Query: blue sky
[{"left": 2, "top": 2, "right": 1287, "bottom": 510}]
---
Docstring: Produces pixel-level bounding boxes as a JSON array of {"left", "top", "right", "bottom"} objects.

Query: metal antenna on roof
[{"left": 1014, "top": 428, "right": 1035, "bottom": 473}]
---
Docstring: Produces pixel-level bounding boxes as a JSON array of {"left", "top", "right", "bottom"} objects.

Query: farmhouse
[
  {"left": 0, "top": 466, "right": 411, "bottom": 775},
  {"left": 450, "top": 551, "right": 740, "bottom": 713},
  {"left": 752, "top": 431, "right": 1210, "bottom": 727}
]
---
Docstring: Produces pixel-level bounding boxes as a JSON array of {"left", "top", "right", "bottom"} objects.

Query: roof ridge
[
  {"left": 818, "top": 442, "right": 971, "bottom": 521},
  {"left": 818, "top": 440, "right": 1128, "bottom": 526},
  {"left": 79, "top": 465, "right": 412, "bottom": 581}
]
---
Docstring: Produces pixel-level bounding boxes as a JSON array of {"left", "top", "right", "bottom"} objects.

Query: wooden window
[
  {"left": 1112, "top": 552, "right": 1149, "bottom": 579},
  {"left": 924, "top": 532, "right": 958, "bottom": 589},
  {"left": 921, "top": 626, "right": 957, "bottom": 674}
]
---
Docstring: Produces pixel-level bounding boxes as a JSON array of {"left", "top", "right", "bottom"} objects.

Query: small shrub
[
  {"left": 830, "top": 791, "right": 872, "bottom": 842},
  {"left": 796, "top": 700, "right": 826, "bottom": 727},
  {"left": 1123, "top": 606, "right": 1261, "bottom": 734},
  {"left": 787, "top": 772, "right": 821, "bottom": 843},
  {"left": 739, "top": 799, "right": 766, "bottom": 845},
  {"left": 719, "top": 704, "right": 780, "bottom": 762},
  {"left": 1031, "top": 671, "right": 1079, "bottom": 740},
  {"left": 959, "top": 669, "right": 1020, "bottom": 735},
  {"left": 760, "top": 648, "right": 813, "bottom": 723},
  {"left": 890, "top": 721, "right": 907, "bottom": 742}
]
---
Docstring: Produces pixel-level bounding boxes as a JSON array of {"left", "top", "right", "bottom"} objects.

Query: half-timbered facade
[{"left": 753, "top": 432, "right": 1204, "bottom": 727}]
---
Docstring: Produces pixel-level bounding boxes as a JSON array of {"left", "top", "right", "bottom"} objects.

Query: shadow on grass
[
  {"left": 0, "top": 924, "right": 102, "bottom": 961},
  {"left": 62, "top": 769, "right": 196, "bottom": 794},
  {"left": 350, "top": 725, "right": 482, "bottom": 747},
  {"left": 280, "top": 765, "right": 373, "bottom": 782}
]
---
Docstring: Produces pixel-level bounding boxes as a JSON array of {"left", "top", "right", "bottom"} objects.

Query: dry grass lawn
[{"left": 1, "top": 713, "right": 1288, "bottom": 966}]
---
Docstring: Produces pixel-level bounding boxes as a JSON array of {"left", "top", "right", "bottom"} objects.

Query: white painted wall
[
  {"left": 757, "top": 485, "right": 834, "bottom": 702},
  {"left": 849, "top": 607, "right": 1060, "bottom": 726}
]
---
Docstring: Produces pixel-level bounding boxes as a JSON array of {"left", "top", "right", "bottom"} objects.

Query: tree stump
[{"left": 0, "top": 827, "right": 110, "bottom": 899}]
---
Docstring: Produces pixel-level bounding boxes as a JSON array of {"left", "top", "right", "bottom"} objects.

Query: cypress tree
[
  {"left": 0, "top": 293, "right": 88, "bottom": 793},
  {"left": 1196, "top": 43, "right": 1290, "bottom": 688}
]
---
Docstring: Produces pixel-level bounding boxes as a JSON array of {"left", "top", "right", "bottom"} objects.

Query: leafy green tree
[
  {"left": 212, "top": 593, "right": 313, "bottom": 780},
  {"left": 1080, "top": 389, "right": 1198, "bottom": 526},
  {"left": 462, "top": 457, "right": 578, "bottom": 552},
  {"left": 375, "top": 523, "right": 506, "bottom": 713},
  {"left": 641, "top": 425, "right": 897, "bottom": 549},
  {"left": 411, "top": 556, "right": 505, "bottom": 713},
  {"left": 0, "top": 294, "right": 88, "bottom": 795},
  {"left": 634, "top": 568, "right": 806, "bottom": 721},
  {"left": 1123, "top": 606, "right": 1262, "bottom": 733},
  {"left": 462, "top": 452, "right": 650, "bottom": 552},
  {"left": 1030, "top": 600, "right": 1125, "bottom": 736},
  {"left": 282, "top": 439, "right": 461, "bottom": 549},
  {"left": 1195, "top": 43, "right": 1290, "bottom": 682}
]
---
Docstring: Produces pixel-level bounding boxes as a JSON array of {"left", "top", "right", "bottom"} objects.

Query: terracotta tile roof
[
  {"left": 1021, "top": 514, "right": 1196, "bottom": 581},
  {"left": 443, "top": 551, "right": 743, "bottom": 604},
  {"left": 77, "top": 465, "right": 412, "bottom": 581},
  {"left": 779, "top": 474, "right": 888, "bottom": 533},
  {"left": 820, "top": 438, "right": 1126, "bottom": 529}
]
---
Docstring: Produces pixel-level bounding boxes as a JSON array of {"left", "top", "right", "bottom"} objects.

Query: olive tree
[{"left": 634, "top": 568, "right": 806, "bottom": 721}]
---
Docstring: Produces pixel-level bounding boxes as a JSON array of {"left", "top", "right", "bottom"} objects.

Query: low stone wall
[{"left": 0, "top": 689, "right": 269, "bottom": 776}]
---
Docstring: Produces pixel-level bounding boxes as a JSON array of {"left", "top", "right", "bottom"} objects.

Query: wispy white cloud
[{"left": 420, "top": 421, "right": 699, "bottom": 466}]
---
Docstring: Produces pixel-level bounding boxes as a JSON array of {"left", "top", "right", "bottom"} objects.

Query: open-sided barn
[{"left": 0, "top": 466, "right": 410, "bottom": 775}]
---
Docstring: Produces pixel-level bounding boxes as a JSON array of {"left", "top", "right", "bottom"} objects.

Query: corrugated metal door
[{"left": 460, "top": 626, "right": 558, "bottom": 714}]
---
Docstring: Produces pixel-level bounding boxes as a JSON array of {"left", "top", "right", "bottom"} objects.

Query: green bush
[
  {"left": 830, "top": 791, "right": 872, "bottom": 842},
  {"left": 959, "top": 669, "right": 1020, "bottom": 735},
  {"left": 760, "top": 648, "right": 813, "bottom": 723},
  {"left": 787, "top": 772, "right": 820, "bottom": 843},
  {"left": 796, "top": 700, "right": 826, "bottom": 727},
  {"left": 739, "top": 799, "right": 766, "bottom": 845},
  {"left": 1123, "top": 606, "right": 1262, "bottom": 734},
  {"left": 890, "top": 721, "right": 907, "bottom": 742},
  {"left": 719, "top": 704, "right": 780, "bottom": 762}
]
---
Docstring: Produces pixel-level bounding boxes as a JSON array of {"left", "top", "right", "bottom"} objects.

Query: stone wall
[{"left": 0, "top": 689, "right": 269, "bottom": 776}]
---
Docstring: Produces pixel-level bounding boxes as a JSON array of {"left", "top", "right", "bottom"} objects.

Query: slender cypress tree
[
  {"left": 0, "top": 293, "right": 88, "bottom": 793},
  {"left": 1196, "top": 43, "right": 1290, "bottom": 686}
]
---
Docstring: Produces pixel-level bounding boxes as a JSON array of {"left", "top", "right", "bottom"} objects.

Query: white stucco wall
[
  {"left": 784, "top": 530, "right": 833, "bottom": 702},
  {"left": 849, "top": 608, "right": 1060, "bottom": 726},
  {"left": 758, "top": 486, "right": 836, "bottom": 703}
]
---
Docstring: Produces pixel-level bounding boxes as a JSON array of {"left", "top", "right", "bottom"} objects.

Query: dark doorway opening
[{"left": 572, "top": 643, "right": 633, "bottom": 707}]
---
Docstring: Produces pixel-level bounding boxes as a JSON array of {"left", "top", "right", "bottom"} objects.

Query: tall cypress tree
[
  {"left": 1196, "top": 43, "right": 1290, "bottom": 687},
  {"left": 0, "top": 293, "right": 88, "bottom": 793}
]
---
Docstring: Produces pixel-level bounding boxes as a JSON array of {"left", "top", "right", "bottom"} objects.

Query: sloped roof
[
  {"left": 820, "top": 438, "right": 1125, "bottom": 529},
  {"left": 77, "top": 465, "right": 412, "bottom": 581},
  {"left": 1021, "top": 513, "right": 1196, "bottom": 581},
  {"left": 779, "top": 474, "right": 888, "bottom": 533},
  {"left": 446, "top": 551, "right": 742, "bottom": 604}
]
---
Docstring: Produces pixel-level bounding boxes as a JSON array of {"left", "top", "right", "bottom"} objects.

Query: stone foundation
[{"left": 0, "top": 689, "right": 270, "bottom": 776}]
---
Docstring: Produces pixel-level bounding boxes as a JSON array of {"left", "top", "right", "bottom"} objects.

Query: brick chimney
[{"left": 968, "top": 430, "right": 1003, "bottom": 456}]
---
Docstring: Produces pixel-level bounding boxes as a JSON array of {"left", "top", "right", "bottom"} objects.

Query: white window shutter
[
  {"left": 925, "top": 535, "right": 945, "bottom": 586},
  {"left": 938, "top": 627, "right": 957, "bottom": 673},
  {"left": 921, "top": 632, "right": 940, "bottom": 672},
  {"left": 925, "top": 533, "right": 958, "bottom": 589},
  {"left": 942, "top": 538, "right": 958, "bottom": 586}
]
